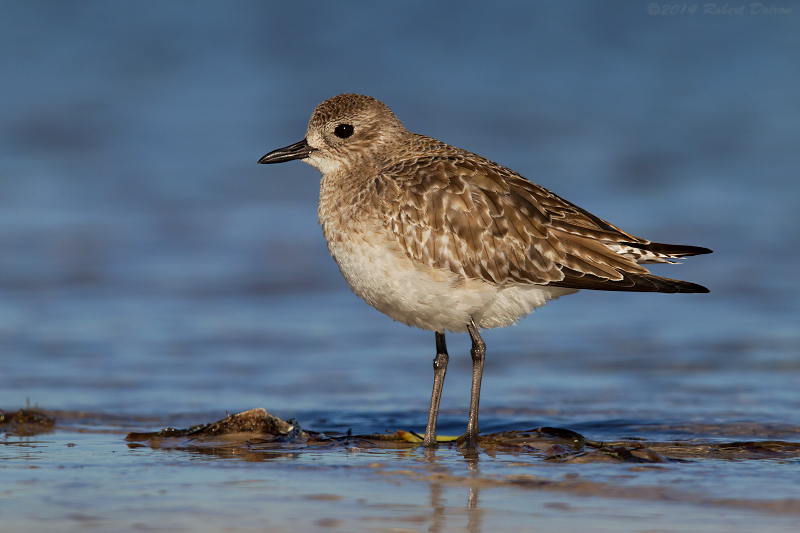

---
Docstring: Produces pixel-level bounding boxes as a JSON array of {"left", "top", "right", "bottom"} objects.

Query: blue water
[{"left": 2, "top": 2, "right": 800, "bottom": 531}]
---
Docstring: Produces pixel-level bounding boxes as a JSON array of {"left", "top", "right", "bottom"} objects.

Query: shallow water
[
  {"left": 5, "top": 409, "right": 800, "bottom": 532},
  {"left": 2, "top": 2, "right": 800, "bottom": 531}
]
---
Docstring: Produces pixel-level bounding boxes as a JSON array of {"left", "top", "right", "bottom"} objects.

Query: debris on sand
[{"left": 0, "top": 408, "right": 56, "bottom": 436}]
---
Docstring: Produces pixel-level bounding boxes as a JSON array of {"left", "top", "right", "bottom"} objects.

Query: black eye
[{"left": 334, "top": 123, "right": 354, "bottom": 139}]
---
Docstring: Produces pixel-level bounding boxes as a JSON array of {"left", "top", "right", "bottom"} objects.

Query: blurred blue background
[{"left": 1, "top": 1, "right": 798, "bottom": 434}]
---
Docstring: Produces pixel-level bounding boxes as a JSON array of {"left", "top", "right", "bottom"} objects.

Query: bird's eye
[{"left": 334, "top": 124, "right": 354, "bottom": 139}]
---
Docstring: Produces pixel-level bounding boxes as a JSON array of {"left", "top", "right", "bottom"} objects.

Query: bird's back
[{"left": 371, "top": 134, "right": 711, "bottom": 294}]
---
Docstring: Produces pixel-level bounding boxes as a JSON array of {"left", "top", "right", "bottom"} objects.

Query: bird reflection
[{"left": 421, "top": 447, "right": 485, "bottom": 533}]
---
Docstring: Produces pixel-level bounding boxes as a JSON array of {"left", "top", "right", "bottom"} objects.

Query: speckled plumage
[{"left": 259, "top": 93, "right": 711, "bottom": 448}]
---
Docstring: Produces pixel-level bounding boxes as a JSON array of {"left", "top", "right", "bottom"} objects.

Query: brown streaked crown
[{"left": 305, "top": 94, "right": 408, "bottom": 162}]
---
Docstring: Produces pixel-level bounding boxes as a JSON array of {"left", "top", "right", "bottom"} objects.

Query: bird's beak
[{"left": 258, "top": 139, "right": 314, "bottom": 164}]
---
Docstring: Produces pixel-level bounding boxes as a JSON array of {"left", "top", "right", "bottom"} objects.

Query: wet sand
[{"left": 4, "top": 407, "right": 800, "bottom": 532}]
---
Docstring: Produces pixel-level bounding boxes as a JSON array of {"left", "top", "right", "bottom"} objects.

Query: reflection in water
[
  {"left": 428, "top": 482, "right": 445, "bottom": 533},
  {"left": 465, "top": 454, "right": 484, "bottom": 533},
  {"left": 421, "top": 481, "right": 483, "bottom": 533},
  {"left": 422, "top": 446, "right": 484, "bottom": 533},
  {"left": 467, "top": 485, "right": 482, "bottom": 533}
]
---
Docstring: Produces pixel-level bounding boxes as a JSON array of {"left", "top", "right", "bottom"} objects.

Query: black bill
[{"left": 258, "top": 139, "right": 314, "bottom": 164}]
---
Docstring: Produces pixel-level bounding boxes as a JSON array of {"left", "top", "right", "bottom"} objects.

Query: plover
[{"left": 258, "top": 94, "right": 711, "bottom": 449}]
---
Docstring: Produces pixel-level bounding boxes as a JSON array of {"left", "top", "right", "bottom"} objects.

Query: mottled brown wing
[{"left": 373, "top": 135, "right": 708, "bottom": 293}]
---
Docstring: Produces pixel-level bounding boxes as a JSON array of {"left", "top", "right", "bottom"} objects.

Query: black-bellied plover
[{"left": 258, "top": 94, "right": 711, "bottom": 449}]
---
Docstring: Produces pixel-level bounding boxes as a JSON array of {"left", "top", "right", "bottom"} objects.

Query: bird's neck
[{"left": 318, "top": 164, "right": 378, "bottom": 244}]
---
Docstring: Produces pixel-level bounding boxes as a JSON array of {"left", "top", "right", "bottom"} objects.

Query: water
[{"left": 2, "top": 2, "right": 799, "bottom": 531}]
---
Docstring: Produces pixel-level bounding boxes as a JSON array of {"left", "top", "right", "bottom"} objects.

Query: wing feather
[{"left": 372, "top": 135, "right": 710, "bottom": 293}]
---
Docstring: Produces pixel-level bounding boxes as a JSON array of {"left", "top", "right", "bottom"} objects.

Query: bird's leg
[
  {"left": 423, "top": 331, "right": 449, "bottom": 447},
  {"left": 463, "top": 319, "right": 486, "bottom": 449}
]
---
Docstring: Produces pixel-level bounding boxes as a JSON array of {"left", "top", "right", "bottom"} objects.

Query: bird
[{"left": 258, "top": 94, "right": 711, "bottom": 449}]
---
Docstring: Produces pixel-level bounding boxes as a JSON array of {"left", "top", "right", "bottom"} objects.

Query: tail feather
[
  {"left": 624, "top": 241, "right": 713, "bottom": 258},
  {"left": 550, "top": 268, "right": 710, "bottom": 294}
]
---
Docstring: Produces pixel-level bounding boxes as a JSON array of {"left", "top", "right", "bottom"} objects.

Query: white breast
[{"left": 324, "top": 222, "right": 577, "bottom": 333}]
